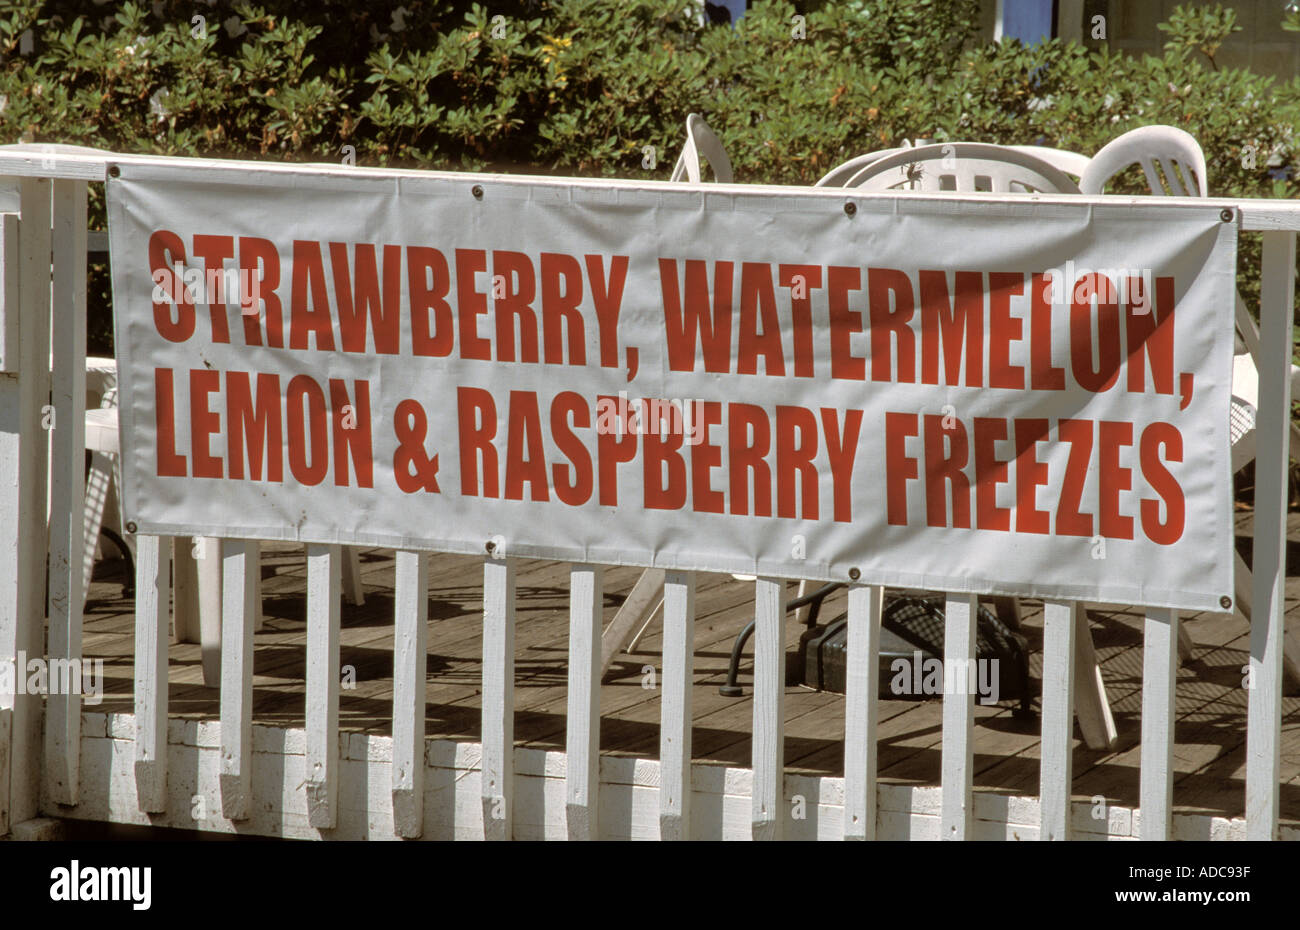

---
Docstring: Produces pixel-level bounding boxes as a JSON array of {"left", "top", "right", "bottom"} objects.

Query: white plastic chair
[
  {"left": 669, "top": 113, "right": 733, "bottom": 184},
  {"left": 1082, "top": 124, "right": 1300, "bottom": 684},
  {"left": 817, "top": 143, "right": 1087, "bottom": 189},
  {"left": 843, "top": 142, "right": 1081, "bottom": 193},
  {"left": 1008, "top": 144, "right": 1090, "bottom": 181},
  {"left": 81, "top": 357, "right": 132, "bottom": 607},
  {"left": 603, "top": 117, "right": 740, "bottom": 671},
  {"left": 842, "top": 141, "right": 1124, "bottom": 746},
  {"left": 814, "top": 148, "right": 904, "bottom": 188},
  {"left": 1080, "top": 124, "right": 1207, "bottom": 197}
]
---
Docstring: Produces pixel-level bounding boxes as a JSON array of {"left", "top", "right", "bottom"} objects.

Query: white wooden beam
[
  {"left": 196, "top": 536, "right": 223, "bottom": 683},
  {"left": 219, "top": 539, "right": 257, "bottom": 820},
  {"left": 44, "top": 178, "right": 87, "bottom": 807},
  {"left": 843, "top": 584, "right": 883, "bottom": 840},
  {"left": 1247, "top": 229, "right": 1295, "bottom": 840},
  {"left": 565, "top": 564, "right": 603, "bottom": 840},
  {"left": 0, "top": 707, "right": 8, "bottom": 836},
  {"left": 0, "top": 212, "right": 16, "bottom": 371},
  {"left": 391, "top": 550, "right": 428, "bottom": 838},
  {"left": 0, "top": 179, "right": 52, "bottom": 829},
  {"left": 1039, "top": 600, "right": 1077, "bottom": 840},
  {"left": 659, "top": 570, "right": 694, "bottom": 840},
  {"left": 173, "top": 538, "right": 222, "bottom": 685},
  {"left": 941, "top": 593, "right": 978, "bottom": 839},
  {"left": 304, "top": 544, "right": 341, "bottom": 829},
  {"left": 133, "top": 535, "right": 169, "bottom": 812},
  {"left": 172, "top": 537, "right": 198, "bottom": 647},
  {"left": 481, "top": 555, "right": 515, "bottom": 840},
  {"left": 252, "top": 540, "right": 263, "bottom": 632},
  {"left": 1140, "top": 608, "right": 1178, "bottom": 840},
  {"left": 751, "top": 577, "right": 786, "bottom": 841}
]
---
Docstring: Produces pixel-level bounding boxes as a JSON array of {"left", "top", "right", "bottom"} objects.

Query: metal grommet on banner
[
  {"left": 848, "top": 567, "right": 861, "bottom": 581},
  {"left": 485, "top": 539, "right": 496, "bottom": 554},
  {"left": 843, "top": 201, "right": 857, "bottom": 217},
  {"left": 472, "top": 184, "right": 484, "bottom": 200},
  {"left": 1220, "top": 595, "right": 1232, "bottom": 610},
  {"left": 107, "top": 164, "right": 120, "bottom": 179},
  {"left": 125, "top": 521, "right": 137, "bottom": 534},
  {"left": 1220, "top": 208, "right": 1234, "bottom": 223}
]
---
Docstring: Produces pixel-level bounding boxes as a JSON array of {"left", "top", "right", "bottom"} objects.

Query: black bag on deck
[{"left": 792, "top": 594, "right": 1035, "bottom": 717}]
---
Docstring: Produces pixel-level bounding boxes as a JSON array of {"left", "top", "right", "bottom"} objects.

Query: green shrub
[{"left": 2, "top": 0, "right": 1297, "bottom": 354}]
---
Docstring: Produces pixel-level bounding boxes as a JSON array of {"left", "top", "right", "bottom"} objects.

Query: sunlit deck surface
[{"left": 78, "top": 510, "right": 1300, "bottom": 827}]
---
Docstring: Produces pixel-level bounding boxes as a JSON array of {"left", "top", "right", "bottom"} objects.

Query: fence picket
[
  {"left": 133, "top": 535, "right": 169, "bottom": 812},
  {"left": 219, "top": 539, "right": 257, "bottom": 820},
  {"left": 44, "top": 178, "right": 87, "bottom": 807},
  {"left": 305, "top": 544, "right": 341, "bottom": 829},
  {"left": 843, "top": 584, "right": 883, "bottom": 841},
  {"left": 751, "top": 577, "right": 787, "bottom": 841},
  {"left": 566, "top": 564, "right": 603, "bottom": 840},
  {"left": 659, "top": 571, "right": 694, "bottom": 840},
  {"left": 1247, "top": 229, "right": 1295, "bottom": 841},
  {"left": 392, "top": 550, "right": 428, "bottom": 838},
  {"left": 481, "top": 556, "right": 516, "bottom": 840},
  {"left": 0, "top": 212, "right": 18, "bottom": 835},
  {"left": 1140, "top": 608, "right": 1179, "bottom": 840},
  {"left": 1039, "top": 600, "right": 1078, "bottom": 840},
  {"left": 0, "top": 179, "right": 52, "bottom": 830},
  {"left": 196, "top": 537, "right": 224, "bottom": 678},
  {"left": 941, "top": 594, "right": 977, "bottom": 839}
]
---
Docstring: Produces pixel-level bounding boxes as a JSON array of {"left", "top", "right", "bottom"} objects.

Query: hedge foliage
[{"left": 2, "top": 0, "right": 1299, "bottom": 352}]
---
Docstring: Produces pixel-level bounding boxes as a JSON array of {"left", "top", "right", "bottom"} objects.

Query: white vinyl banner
[{"left": 107, "top": 163, "right": 1238, "bottom": 611}]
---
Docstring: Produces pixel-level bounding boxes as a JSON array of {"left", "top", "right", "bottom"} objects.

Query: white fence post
[
  {"left": 941, "top": 593, "right": 977, "bottom": 840},
  {"left": 0, "top": 211, "right": 19, "bottom": 836},
  {"left": 751, "top": 577, "right": 787, "bottom": 841},
  {"left": 1247, "top": 229, "right": 1295, "bottom": 841},
  {"left": 566, "top": 564, "right": 603, "bottom": 840},
  {"left": 0, "top": 180, "right": 52, "bottom": 832},
  {"left": 659, "top": 570, "right": 694, "bottom": 841},
  {"left": 1140, "top": 608, "right": 1178, "bottom": 840},
  {"left": 843, "top": 584, "right": 883, "bottom": 841},
  {"left": 219, "top": 539, "right": 258, "bottom": 820},
  {"left": 305, "top": 544, "right": 341, "bottom": 829},
  {"left": 481, "top": 555, "right": 516, "bottom": 840},
  {"left": 44, "top": 178, "right": 88, "bottom": 807},
  {"left": 133, "top": 535, "right": 169, "bottom": 812},
  {"left": 1039, "top": 600, "right": 1078, "bottom": 840},
  {"left": 392, "top": 550, "right": 428, "bottom": 838}
]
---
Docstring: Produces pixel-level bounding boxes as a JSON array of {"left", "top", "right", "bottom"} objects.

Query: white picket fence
[{"left": 1, "top": 145, "right": 1297, "bottom": 840}]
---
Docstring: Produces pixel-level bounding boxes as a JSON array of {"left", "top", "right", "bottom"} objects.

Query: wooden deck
[{"left": 77, "top": 512, "right": 1300, "bottom": 828}]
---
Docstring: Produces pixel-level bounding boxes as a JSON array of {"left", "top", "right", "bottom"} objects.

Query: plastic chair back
[
  {"left": 1079, "top": 125, "right": 1207, "bottom": 197},
  {"left": 814, "top": 148, "right": 903, "bottom": 187},
  {"left": 669, "top": 113, "right": 733, "bottom": 184},
  {"left": 843, "top": 142, "right": 1080, "bottom": 194},
  {"left": 1007, "top": 145, "right": 1090, "bottom": 180}
]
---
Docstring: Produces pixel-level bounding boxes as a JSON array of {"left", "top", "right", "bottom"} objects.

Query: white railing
[{"left": 1, "top": 145, "right": 1297, "bottom": 840}]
